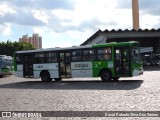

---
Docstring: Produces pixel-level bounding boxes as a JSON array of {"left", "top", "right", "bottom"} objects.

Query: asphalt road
[{"left": 0, "top": 69, "right": 160, "bottom": 120}]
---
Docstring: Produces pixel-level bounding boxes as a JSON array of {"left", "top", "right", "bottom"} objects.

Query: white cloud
[
  {"left": 52, "top": 0, "right": 118, "bottom": 28},
  {"left": 4, "top": 23, "right": 11, "bottom": 35},
  {"left": 0, "top": 4, "right": 16, "bottom": 15},
  {"left": 140, "top": 14, "right": 160, "bottom": 29},
  {"left": 33, "top": 27, "right": 45, "bottom": 35},
  {"left": 0, "top": 23, "right": 11, "bottom": 36},
  {"left": 41, "top": 32, "right": 74, "bottom": 48},
  {"left": 32, "top": 10, "right": 50, "bottom": 23},
  {"left": 0, "top": 0, "right": 74, "bottom": 10},
  {"left": 66, "top": 29, "right": 95, "bottom": 44}
]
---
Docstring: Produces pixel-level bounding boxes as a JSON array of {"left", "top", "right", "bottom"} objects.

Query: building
[
  {"left": 81, "top": 29, "right": 160, "bottom": 54},
  {"left": 19, "top": 33, "right": 42, "bottom": 49},
  {"left": 19, "top": 35, "right": 28, "bottom": 43}
]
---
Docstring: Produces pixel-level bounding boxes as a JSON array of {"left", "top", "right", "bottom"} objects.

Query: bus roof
[
  {"left": 16, "top": 41, "right": 139, "bottom": 54},
  {"left": 93, "top": 41, "right": 139, "bottom": 48},
  {"left": 16, "top": 45, "right": 92, "bottom": 54}
]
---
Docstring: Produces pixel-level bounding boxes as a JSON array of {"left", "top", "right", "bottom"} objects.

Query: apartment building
[{"left": 19, "top": 33, "right": 42, "bottom": 49}]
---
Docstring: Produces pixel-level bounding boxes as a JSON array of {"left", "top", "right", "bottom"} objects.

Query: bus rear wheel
[
  {"left": 40, "top": 71, "right": 52, "bottom": 82},
  {"left": 100, "top": 70, "right": 112, "bottom": 82}
]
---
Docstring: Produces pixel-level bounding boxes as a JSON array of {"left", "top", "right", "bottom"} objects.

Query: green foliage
[{"left": 0, "top": 40, "right": 35, "bottom": 56}]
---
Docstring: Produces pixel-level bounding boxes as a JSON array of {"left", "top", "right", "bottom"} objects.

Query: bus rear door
[
  {"left": 59, "top": 52, "right": 71, "bottom": 78},
  {"left": 23, "top": 54, "right": 34, "bottom": 78},
  {"left": 114, "top": 47, "right": 131, "bottom": 77}
]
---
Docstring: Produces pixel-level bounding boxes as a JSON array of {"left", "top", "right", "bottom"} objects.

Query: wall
[{"left": 86, "top": 34, "right": 107, "bottom": 45}]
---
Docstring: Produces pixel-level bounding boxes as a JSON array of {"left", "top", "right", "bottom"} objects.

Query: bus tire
[
  {"left": 113, "top": 77, "right": 120, "bottom": 81},
  {"left": 100, "top": 70, "right": 112, "bottom": 82},
  {"left": 40, "top": 71, "right": 52, "bottom": 82},
  {"left": 54, "top": 78, "right": 62, "bottom": 82}
]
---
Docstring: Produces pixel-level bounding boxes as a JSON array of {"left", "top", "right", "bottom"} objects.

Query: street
[{"left": 0, "top": 69, "right": 160, "bottom": 120}]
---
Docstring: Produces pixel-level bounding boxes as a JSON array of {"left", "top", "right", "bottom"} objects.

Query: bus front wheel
[
  {"left": 113, "top": 77, "right": 120, "bottom": 81},
  {"left": 40, "top": 71, "right": 52, "bottom": 82},
  {"left": 54, "top": 78, "right": 62, "bottom": 82},
  {"left": 100, "top": 70, "right": 112, "bottom": 82}
]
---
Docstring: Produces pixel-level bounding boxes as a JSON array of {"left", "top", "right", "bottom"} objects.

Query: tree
[{"left": 0, "top": 40, "right": 35, "bottom": 56}]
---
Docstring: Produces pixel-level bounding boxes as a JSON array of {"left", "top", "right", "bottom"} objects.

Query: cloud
[
  {"left": 0, "top": 10, "right": 46, "bottom": 26},
  {"left": 117, "top": 0, "right": 160, "bottom": 16},
  {"left": 140, "top": 15, "right": 160, "bottom": 29},
  {"left": 50, "top": 0, "right": 120, "bottom": 32},
  {"left": 47, "top": 16, "right": 104, "bottom": 33},
  {"left": 116, "top": 0, "right": 131, "bottom": 9},
  {"left": 0, "top": 0, "right": 75, "bottom": 31},
  {"left": 0, "top": 0, "right": 130, "bottom": 33},
  {"left": 32, "top": 10, "right": 50, "bottom": 24},
  {"left": 139, "top": 0, "right": 160, "bottom": 15},
  {"left": 0, "top": 0, "right": 74, "bottom": 10},
  {"left": 0, "top": 23, "right": 11, "bottom": 36}
]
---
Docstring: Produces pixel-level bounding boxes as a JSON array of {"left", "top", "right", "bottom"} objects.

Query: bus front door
[
  {"left": 114, "top": 47, "right": 131, "bottom": 77},
  {"left": 59, "top": 52, "right": 71, "bottom": 78},
  {"left": 23, "top": 55, "right": 34, "bottom": 78}
]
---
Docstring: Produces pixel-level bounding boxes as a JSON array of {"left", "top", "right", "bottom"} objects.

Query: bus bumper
[{"left": 133, "top": 68, "right": 143, "bottom": 76}]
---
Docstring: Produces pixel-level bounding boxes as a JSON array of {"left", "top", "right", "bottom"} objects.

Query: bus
[
  {"left": 14, "top": 41, "right": 143, "bottom": 82},
  {"left": 0, "top": 55, "right": 14, "bottom": 77}
]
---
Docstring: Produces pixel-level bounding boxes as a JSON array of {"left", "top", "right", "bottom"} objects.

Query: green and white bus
[
  {"left": 14, "top": 41, "right": 143, "bottom": 82},
  {"left": 0, "top": 55, "right": 14, "bottom": 77}
]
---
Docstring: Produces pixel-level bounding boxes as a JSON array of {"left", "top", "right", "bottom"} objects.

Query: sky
[{"left": 0, "top": 0, "right": 160, "bottom": 48}]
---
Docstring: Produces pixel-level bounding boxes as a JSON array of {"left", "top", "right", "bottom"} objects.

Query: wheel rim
[
  {"left": 102, "top": 72, "right": 109, "bottom": 80},
  {"left": 100, "top": 70, "right": 112, "bottom": 81},
  {"left": 42, "top": 75, "right": 48, "bottom": 81},
  {"left": 41, "top": 72, "right": 50, "bottom": 81}
]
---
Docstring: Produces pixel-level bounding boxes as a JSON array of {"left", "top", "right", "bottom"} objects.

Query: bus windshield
[
  {"left": 132, "top": 47, "right": 141, "bottom": 63},
  {"left": 0, "top": 56, "right": 12, "bottom": 68},
  {"left": 0, "top": 56, "right": 6, "bottom": 68}
]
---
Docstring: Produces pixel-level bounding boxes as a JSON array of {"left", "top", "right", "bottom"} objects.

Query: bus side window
[
  {"left": 34, "top": 53, "right": 45, "bottom": 63},
  {"left": 66, "top": 53, "right": 71, "bottom": 62},
  {"left": 97, "top": 47, "right": 112, "bottom": 60},
  {"left": 72, "top": 50, "right": 82, "bottom": 62},
  {"left": 83, "top": 49, "right": 95, "bottom": 61},
  {"left": 46, "top": 52, "right": 57, "bottom": 63},
  {"left": 116, "top": 50, "right": 121, "bottom": 61}
]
